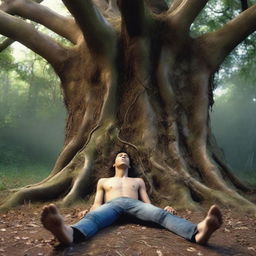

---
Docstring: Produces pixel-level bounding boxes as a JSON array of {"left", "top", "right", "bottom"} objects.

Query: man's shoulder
[
  {"left": 129, "top": 177, "right": 145, "bottom": 184},
  {"left": 98, "top": 177, "right": 113, "bottom": 183}
]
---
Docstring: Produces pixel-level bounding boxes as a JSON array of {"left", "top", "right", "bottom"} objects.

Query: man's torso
[{"left": 101, "top": 177, "right": 141, "bottom": 202}]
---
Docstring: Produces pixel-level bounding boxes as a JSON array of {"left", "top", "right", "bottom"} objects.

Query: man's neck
[{"left": 114, "top": 167, "right": 128, "bottom": 178}]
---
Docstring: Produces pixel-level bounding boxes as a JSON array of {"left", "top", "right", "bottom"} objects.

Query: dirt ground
[{"left": 0, "top": 202, "right": 256, "bottom": 256}]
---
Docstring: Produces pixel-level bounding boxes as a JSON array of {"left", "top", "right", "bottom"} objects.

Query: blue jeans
[{"left": 71, "top": 197, "right": 198, "bottom": 241}]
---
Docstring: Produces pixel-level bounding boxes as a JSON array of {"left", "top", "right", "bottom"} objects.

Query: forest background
[{"left": 0, "top": 0, "right": 255, "bottom": 191}]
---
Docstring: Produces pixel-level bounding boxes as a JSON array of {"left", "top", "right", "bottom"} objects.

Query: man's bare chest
[{"left": 103, "top": 179, "right": 139, "bottom": 192}]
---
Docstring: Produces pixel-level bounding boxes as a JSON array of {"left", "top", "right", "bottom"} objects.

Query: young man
[{"left": 41, "top": 152, "right": 222, "bottom": 245}]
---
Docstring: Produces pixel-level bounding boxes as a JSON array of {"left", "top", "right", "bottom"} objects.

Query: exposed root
[
  {"left": 61, "top": 149, "right": 97, "bottom": 206},
  {"left": 50, "top": 111, "right": 102, "bottom": 177},
  {"left": 186, "top": 176, "right": 256, "bottom": 214},
  {"left": 0, "top": 170, "right": 73, "bottom": 211},
  {"left": 150, "top": 153, "right": 256, "bottom": 213},
  {"left": 212, "top": 152, "right": 255, "bottom": 193},
  {"left": 62, "top": 119, "right": 117, "bottom": 206}
]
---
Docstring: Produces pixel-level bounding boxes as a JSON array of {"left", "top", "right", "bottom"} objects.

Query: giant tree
[{"left": 0, "top": 0, "right": 256, "bottom": 212}]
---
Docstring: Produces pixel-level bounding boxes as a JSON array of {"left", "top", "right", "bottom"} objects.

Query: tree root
[
  {"left": 0, "top": 169, "right": 73, "bottom": 211},
  {"left": 212, "top": 152, "right": 255, "bottom": 193}
]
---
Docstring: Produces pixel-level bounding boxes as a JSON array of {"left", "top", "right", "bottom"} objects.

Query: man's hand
[
  {"left": 164, "top": 206, "right": 176, "bottom": 215},
  {"left": 78, "top": 209, "right": 89, "bottom": 219}
]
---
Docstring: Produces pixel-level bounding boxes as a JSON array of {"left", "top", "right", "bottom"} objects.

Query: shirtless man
[{"left": 41, "top": 152, "right": 222, "bottom": 245}]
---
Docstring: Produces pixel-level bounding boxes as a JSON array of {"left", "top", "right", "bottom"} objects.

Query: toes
[
  {"left": 48, "top": 204, "right": 58, "bottom": 214},
  {"left": 41, "top": 205, "right": 50, "bottom": 219},
  {"left": 208, "top": 205, "right": 222, "bottom": 225},
  {"left": 208, "top": 205, "right": 217, "bottom": 215}
]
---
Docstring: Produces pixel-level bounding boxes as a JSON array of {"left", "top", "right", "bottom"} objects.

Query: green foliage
[
  {"left": 212, "top": 75, "right": 256, "bottom": 185},
  {"left": 0, "top": 46, "right": 65, "bottom": 185},
  {"left": 191, "top": 0, "right": 256, "bottom": 83},
  {"left": 0, "top": 45, "right": 16, "bottom": 72},
  {"left": 0, "top": 164, "right": 49, "bottom": 190}
]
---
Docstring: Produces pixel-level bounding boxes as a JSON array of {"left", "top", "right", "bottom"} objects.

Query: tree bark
[{"left": 0, "top": 0, "right": 256, "bottom": 213}]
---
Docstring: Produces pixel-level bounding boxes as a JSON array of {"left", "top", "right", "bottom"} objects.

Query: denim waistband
[{"left": 105, "top": 196, "right": 138, "bottom": 204}]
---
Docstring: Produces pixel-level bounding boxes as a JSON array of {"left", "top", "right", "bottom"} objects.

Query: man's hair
[{"left": 111, "top": 150, "right": 137, "bottom": 177}]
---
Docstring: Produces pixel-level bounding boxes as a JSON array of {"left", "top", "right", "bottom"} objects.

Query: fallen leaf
[
  {"left": 234, "top": 226, "right": 249, "bottom": 230},
  {"left": 187, "top": 247, "right": 197, "bottom": 252},
  {"left": 0, "top": 229, "right": 6, "bottom": 232},
  {"left": 27, "top": 223, "right": 40, "bottom": 228},
  {"left": 156, "top": 249, "right": 163, "bottom": 256},
  {"left": 29, "top": 230, "right": 38, "bottom": 234},
  {"left": 43, "top": 239, "right": 52, "bottom": 243}
]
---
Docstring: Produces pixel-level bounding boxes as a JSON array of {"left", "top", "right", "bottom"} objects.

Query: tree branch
[
  {"left": 198, "top": 4, "right": 256, "bottom": 72},
  {"left": 62, "top": 0, "right": 116, "bottom": 57},
  {"left": 0, "top": 37, "right": 14, "bottom": 52},
  {"left": 0, "top": 10, "right": 68, "bottom": 67},
  {"left": 168, "top": 0, "right": 184, "bottom": 13},
  {"left": 118, "top": 0, "right": 152, "bottom": 38},
  {"left": 0, "top": 0, "right": 44, "bottom": 14},
  {"left": 0, "top": 0, "right": 42, "bottom": 51},
  {"left": 167, "top": 0, "right": 209, "bottom": 35},
  {"left": 1, "top": 0, "right": 80, "bottom": 44}
]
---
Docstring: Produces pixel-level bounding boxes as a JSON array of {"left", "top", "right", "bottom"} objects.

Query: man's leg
[
  {"left": 123, "top": 198, "right": 222, "bottom": 244},
  {"left": 71, "top": 202, "right": 122, "bottom": 239},
  {"left": 124, "top": 199, "right": 198, "bottom": 241},
  {"left": 41, "top": 202, "right": 123, "bottom": 245}
]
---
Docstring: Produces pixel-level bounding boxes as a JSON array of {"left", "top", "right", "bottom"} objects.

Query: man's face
[{"left": 113, "top": 152, "right": 130, "bottom": 168}]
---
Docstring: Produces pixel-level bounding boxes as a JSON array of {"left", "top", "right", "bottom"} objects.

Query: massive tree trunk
[{"left": 0, "top": 0, "right": 256, "bottom": 212}]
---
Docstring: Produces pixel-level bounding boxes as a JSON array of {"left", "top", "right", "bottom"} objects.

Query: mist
[
  {"left": 211, "top": 75, "right": 256, "bottom": 184},
  {"left": 0, "top": 45, "right": 65, "bottom": 181}
]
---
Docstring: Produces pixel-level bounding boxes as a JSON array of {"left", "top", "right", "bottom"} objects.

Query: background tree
[
  {"left": 0, "top": 0, "right": 256, "bottom": 212},
  {"left": 212, "top": 75, "right": 256, "bottom": 184},
  {"left": 0, "top": 42, "right": 65, "bottom": 190}
]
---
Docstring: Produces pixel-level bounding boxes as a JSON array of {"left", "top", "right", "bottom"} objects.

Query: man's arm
[
  {"left": 138, "top": 178, "right": 176, "bottom": 214},
  {"left": 78, "top": 178, "right": 105, "bottom": 218},
  {"left": 138, "top": 178, "right": 151, "bottom": 204},
  {"left": 90, "top": 178, "right": 105, "bottom": 211}
]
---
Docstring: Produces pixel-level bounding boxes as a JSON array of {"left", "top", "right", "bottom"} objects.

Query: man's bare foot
[
  {"left": 40, "top": 204, "right": 73, "bottom": 245},
  {"left": 195, "top": 205, "right": 222, "bottom": 245}
]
